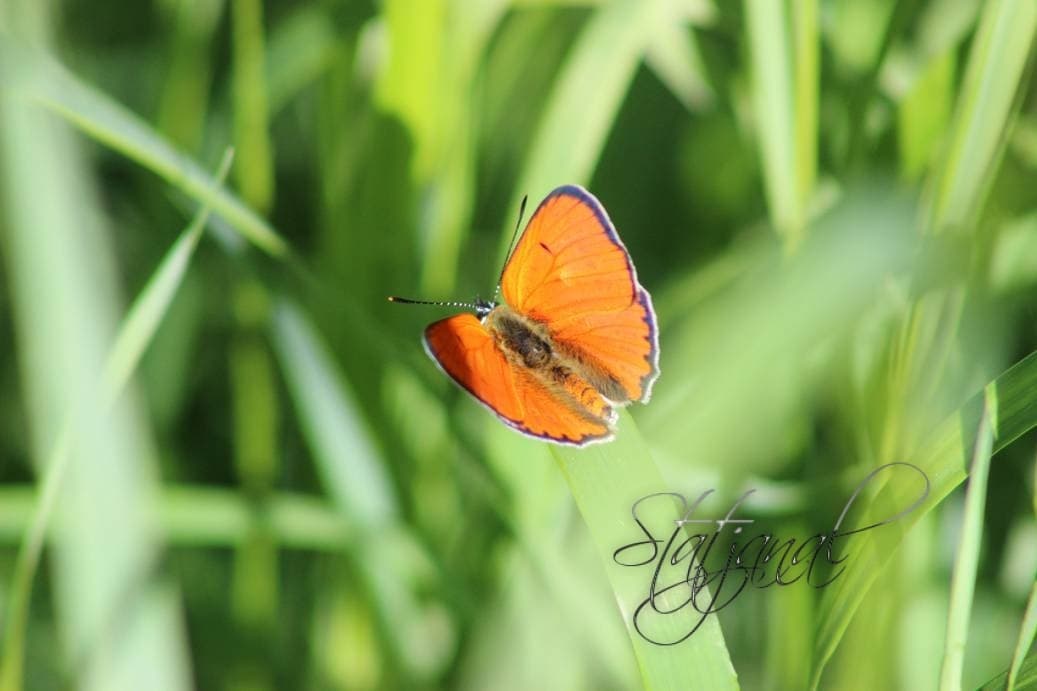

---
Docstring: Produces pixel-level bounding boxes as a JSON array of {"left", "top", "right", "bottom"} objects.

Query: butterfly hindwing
[{"left": 423, "top": 313, "right": 613, "bottom": 445}]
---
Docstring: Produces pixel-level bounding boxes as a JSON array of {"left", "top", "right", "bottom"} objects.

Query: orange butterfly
[{"left": 391, "top": 185, "right": 659, "bottom": 446}]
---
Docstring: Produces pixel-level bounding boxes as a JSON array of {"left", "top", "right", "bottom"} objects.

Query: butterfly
[{"left": 391, "top": 185, "right": 659, "bottom": 446}]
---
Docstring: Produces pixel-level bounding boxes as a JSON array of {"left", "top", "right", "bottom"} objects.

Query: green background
[{"left": 0, "top": 0, "right": 1036, "bottom": 689}]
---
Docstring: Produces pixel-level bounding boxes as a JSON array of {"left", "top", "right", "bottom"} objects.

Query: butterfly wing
[
  {"left": 500, "top": 185, "right": 659, "bottom": 403},
  {"left": 424, "top": 313, "right": 613, "bottom": 445}
]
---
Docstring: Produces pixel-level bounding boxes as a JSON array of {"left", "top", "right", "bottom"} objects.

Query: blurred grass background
[{"left": 0, "top": 0, "right": 1036, "bottom": 689}]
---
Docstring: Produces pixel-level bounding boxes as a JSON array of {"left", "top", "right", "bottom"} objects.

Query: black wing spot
[{"left": 539, "top": 241, "right": 552, "bottom": 254}]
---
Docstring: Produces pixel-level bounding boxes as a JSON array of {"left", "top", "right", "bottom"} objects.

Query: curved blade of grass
[
  {"left": 502, "top": 0, "right": 669, "bottom": 257},
  {"left": 270, "top": 299, "right": 451, "bottom": 679},
  {"left": 939, "top": 386, "right": 996, "bottom": 691},
  {"left": 0, "top": 149, "right": 233, "bottom": 691},
  {"left": 980, "top": 647, "right": 1037, "bottom": 690},
  {"left": 268, "top": 299, "right": 395, "bottom": 526},
  {"left": 552, "top": 410, "right": 739, "bottom": 691},
  {"left": 0, "top": 37, "right": 288, "bottom": 257},
  {"left": 106, "top": 149, "right": 233, "bottom": 401},
  {"left": 811, "top": 350, "right": 1037, "bottom": 689}
]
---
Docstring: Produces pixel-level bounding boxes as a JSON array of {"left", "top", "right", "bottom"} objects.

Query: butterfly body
[
  {"left": 409, "top": 185, "right": 659, "bottom": 447},
  {"left": 483, "top": 303, "right": 619, "bottom": 427}
]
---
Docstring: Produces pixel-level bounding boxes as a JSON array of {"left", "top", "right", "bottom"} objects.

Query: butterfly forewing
[{"left": 500, "top": 185, "right": 659, "bottom": 403}]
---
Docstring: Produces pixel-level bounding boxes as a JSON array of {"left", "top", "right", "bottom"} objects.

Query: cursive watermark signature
[{"left": 612, "top": 462, "right": 930, "bottom": 645}]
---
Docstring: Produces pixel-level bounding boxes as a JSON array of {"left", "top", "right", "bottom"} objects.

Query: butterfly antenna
[
  {"left": 494, "top": 194, "right": 528, "bottom": 301},
  {"left": 387, "top": 296, "right": 480, "bottom": 310}
]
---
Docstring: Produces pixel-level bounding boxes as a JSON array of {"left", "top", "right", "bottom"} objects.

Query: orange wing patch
[
  {"left": 551, "top": 287, "right": 658, "bottom": 403},
  {"left": 502, "top": 190, "right": 635, "bottom": 318},
  {"left": 424, "top": 314, "right": 613, "bottom": 445},
  {"left": 500, "top": 186, "right": 659, "bottom": 404}
]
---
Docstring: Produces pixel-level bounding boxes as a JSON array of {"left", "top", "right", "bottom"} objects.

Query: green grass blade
[
  {"left": 155, "top": 0, "right": 224, "bottom": 150},
  {"left": 811, "top": 350, "right": 1037, "bottom": 689},
  {"left": 1008, "top": 582, "right": 1037, "bottom": 690},
  {"left": 1008, "top": 458, "right": 1037, "bottom": 691},
  {"left": 228, "top": 4, "right": 279, "bottom": 679},
  {"left": 270, "top": 299, "right": 454, "bottom": 679},
  {"left": 979, "top": 646, "right": 1037, "bottom": 690},
  {"left": 1013, "top": 113, "right": 1037, "bottom": 168},
  {"left": 552, "top": 410, "right": 739, "bottom": 691},
  {"left": 928, "top": 0, "right": 1037, "bottom": 232},
  {"left": 159, "top": 488, "right": 350, "bottom": 550},
  {"left": 268, "top": 299, "right": 396, "bottom": 526},
  {"left": 939, "top": 386, "right": 997, "bottom": 691},
  {"left": 898, "top": 49, "right": 956, "bottom": 181},
  {"left": 763, "top": 521, "right": 813, "bottom": 690},
  {"left": 0, "top": 37, "right": 288, "bottom": 257},
  {"left": 991, "top": 213, "right": 1037, "bottom": 293},
  {"left": 105, "top": 149, "right": 235, "bottom": 404},
  {"left": 0, "top": 150, "right": 232, "bottom": 691},
  {"left": 746, "top": 0, "right": 794, "bottom": 238},
  {"left": 231, "top": 0, "right": 273, "bottom": 212},
  {"left": 745, "top": 0, "right": 818, "bottom": 250},
  {"left": 0, "top": 486, "right": 350, "bottom": 551},
  {"left": 792, "top": 0, "right": 818, "bottom": 230}
]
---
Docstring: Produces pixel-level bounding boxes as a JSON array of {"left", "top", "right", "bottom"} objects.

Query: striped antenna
[{"left": 387, "top": 296, "right": 480, "bottom": 310}]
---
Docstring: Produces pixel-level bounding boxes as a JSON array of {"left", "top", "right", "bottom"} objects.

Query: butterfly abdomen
[{"left": 487, "top": 306, "right": 615, "bottom": 424}]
